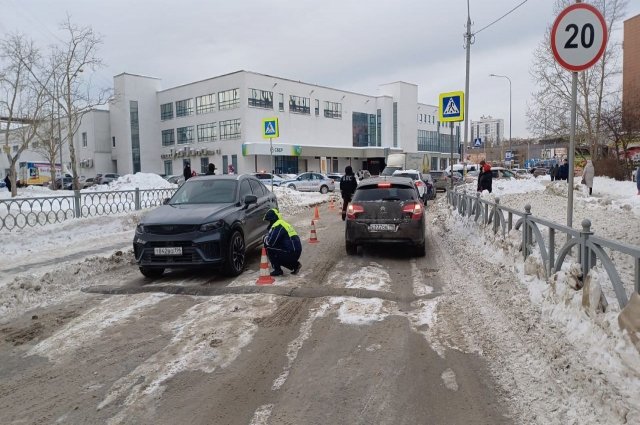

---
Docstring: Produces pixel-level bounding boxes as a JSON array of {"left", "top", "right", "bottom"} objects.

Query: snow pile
[
  {"left": 87, "top": 173, "right": 177, "bottom": 191},
  {"left": 272, "top": 186, "right": 330, "bottom": 215}
]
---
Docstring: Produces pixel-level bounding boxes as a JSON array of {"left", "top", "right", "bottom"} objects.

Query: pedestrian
[
  {"left": 558, "top": 159, "right": 569, "bottom": 181},
  {"left": 477, "top": 160, "right": 493, "bottom": 193},
  {"left": 263, "top": 208, "right": 302, "bottom": 276},
  {"left": 339, "top": 165, "right": 358, "bottom": 221},
  {"left": 183, "top": 163, "right": 192, "bottom": 181},
  {"left": 191, "top": 170, "right": 197, "bottom": 178},
  {"left": 3, "top": 174, "right": 11, "bottom": 192},
  {"left": 582, "top": 160, "right": 595, "bottom": 196},
  {"left": 550, "top": 164, "right": 559, "bottom": 181},
  {"left": 205, "top": 163, "right": 216, "bottom": 175},
  {"left": 636, "top": 165, "right": 640, "bottom": 196}
]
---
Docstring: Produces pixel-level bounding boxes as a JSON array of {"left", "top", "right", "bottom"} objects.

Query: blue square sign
[
  {"left": 438, "top": 91, "right": 464, "bottom": 122},
  {"left": 262, "top": 117, "right": 279, "bottom": 139}
]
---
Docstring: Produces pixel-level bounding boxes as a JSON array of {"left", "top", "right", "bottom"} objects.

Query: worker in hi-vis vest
[{"left": 263, "top": 208, "right": 302, "bottom": 276}]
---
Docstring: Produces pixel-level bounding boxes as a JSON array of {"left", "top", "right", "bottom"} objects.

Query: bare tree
[
  {"left": 601, "top": 95, "right": 640, "bottom": 178},
  {"left": 0, "top": 34, "right": 49, "bottom": 197},
  {"left": 528, "top": 0, "right": 627, "bottom": 159}
]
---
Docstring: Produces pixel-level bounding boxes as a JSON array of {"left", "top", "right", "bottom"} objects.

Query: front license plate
[
  {"left": 368, "top": 224, "right": 395, "bottom": 232},
  {"left": 154, "top": 247, "right": 182, "bottom": 256}
]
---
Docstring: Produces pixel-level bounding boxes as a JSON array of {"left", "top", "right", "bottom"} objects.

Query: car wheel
[
  {"left": 287, "top": 184, "right": 296, "bottom": 190},
  {"left": 223, "top": 230, "right": 246, "bottom": 276},
  {"left": 346, "top": 241, "right": 358, "bottom": 255},
  {"left": 320, "top": 185, "right": 328, "bottom": 194},
  {"left": 414, "top": 241, "right": 426, "bottom": 257},
  {"left": 139, "top": 267, "right": 164, "bottom": 279}
]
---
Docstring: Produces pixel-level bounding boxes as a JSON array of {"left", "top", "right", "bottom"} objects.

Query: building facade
[
  {"left": 623, "top": 14, "right": 640, "bottom": 124},
  {"left": 470, "top": 116, "right": 504, "bottom": 148},
  {"left": 3, "top": 70, "right": 462, "bottom": 181}
]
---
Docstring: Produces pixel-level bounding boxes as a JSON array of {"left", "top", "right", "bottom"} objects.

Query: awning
[{"left": 242, "top": 142, "right": 400, "bottom": 158}]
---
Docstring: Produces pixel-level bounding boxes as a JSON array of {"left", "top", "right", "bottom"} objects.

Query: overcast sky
[{"left": 1, "top": 0, "right": 639, "bottom": 139}]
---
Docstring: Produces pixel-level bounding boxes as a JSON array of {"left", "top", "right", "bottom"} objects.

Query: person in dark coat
[
  {"left": 263, "top": 208, "right": 302, "bottom": 276},
  {"left": 183, "top": 163, "right": 192, "bottom": 181},
  {"left": 636, "top": 165, "right": 640, "bottom": 196},
  {"left": 550, "top": 164, "right": 559, "bottom": 181},
  {"left": 339, "top": 165, "right": 358, "bottom": 221},
  {"left": 558, "top": 159, "right": 569, "bottom": 181},
  {"left": 205, "top": 163, "right": 216, "bottom": 175},
  {"left": 4, "top": 175, "right": 11, "bottom": 192},
  {"left": 477, "top": 160, "right": 493, "bottom": 193}
]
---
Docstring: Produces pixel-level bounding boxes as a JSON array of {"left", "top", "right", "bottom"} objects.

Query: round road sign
[{"left": 551, "top": 3, "right": 607, "bottom": 72}]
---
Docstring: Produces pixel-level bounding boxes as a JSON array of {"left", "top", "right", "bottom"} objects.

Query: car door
[
  {"left": 249, "top": 179, "right": 272, "bottom": 241},
  {"left": 297, "top": 173, "right": 311, "bottom": 191},
  {"left": 239, "top": 179, "right": 261, "bottom": 243}
]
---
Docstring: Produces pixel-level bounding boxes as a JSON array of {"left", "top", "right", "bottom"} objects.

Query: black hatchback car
[
  {"left": 133, "top": 174, "right": 278, "bottom": 278},
  {"left": 345, "top": 176, "right": 425, "bottom": 256}
]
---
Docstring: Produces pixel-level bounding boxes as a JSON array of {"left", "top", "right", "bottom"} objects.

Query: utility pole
[{"left": 463, "top": 0, "right": 472, "bottom": 172}]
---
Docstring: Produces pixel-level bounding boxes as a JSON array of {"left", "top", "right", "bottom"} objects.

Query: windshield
[
  {"left": 169, "top": 180, "right": 237, "bottom": 205},
  {"left": 393, "top": 173, "right": 419, "bottom": 181}
]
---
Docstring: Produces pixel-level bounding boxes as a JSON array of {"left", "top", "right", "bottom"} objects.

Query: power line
[{"left": 474, "top": 0, "right": 529, "bottom": 36}]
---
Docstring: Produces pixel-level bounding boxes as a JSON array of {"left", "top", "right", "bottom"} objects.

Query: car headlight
[
  {"left": 199, "top": 220, "right": 224, "bottom": 232},
  {"left": 136, "top": 224, "right": 145, "bottom": 234}
]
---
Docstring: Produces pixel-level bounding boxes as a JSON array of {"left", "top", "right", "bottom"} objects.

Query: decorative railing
[
  {"left": 0, "top": 188, "right": 176, "bottom": 232},
  {"left": 447, "top": 189, "right": 640, "bottom": 309}
]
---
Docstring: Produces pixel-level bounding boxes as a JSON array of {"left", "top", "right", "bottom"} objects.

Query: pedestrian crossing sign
[
  {"left": 262, "top": 117, "right": 279, "bottom": 139},
  {"left": 438, "top": 91, "right": 464, "bottom": 122}
]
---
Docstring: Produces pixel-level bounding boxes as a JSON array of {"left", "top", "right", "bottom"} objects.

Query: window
[
  {"left": 161, "top": 103, "right": 174, "bottom": 120},
  {"left": 176, "top": 99, "right": 193, "bottom": 117},
  {"left": 248, "top": 88, "right": 273, "bottom": 108},
  {"left": 393, "top": 102, "right": 398, "bottom": 148},
  {"left": 12, "top": 145, "right": 18, "bottom": 152},
  {"left": 219, "top": 119, "right": 241, "bottom": 140},
  {"left": 177, "top": 126, "right": 194, "bottom": 144},
  {"left": 353, "top": 112, "right": 376, "bottom": 147},
  {"left": 376, "top": 109, "right": 381, "bottom": 146},
  {"left": 249, "top": 179, "right": 267, "bottom": 196},
  {"left": 218, "top": 88, "right": 240, "bottom": 110},
  {"left": 324, "top": 101, "right": 342, "bottom": 119},
  {"left": 200, "top": 157, "right": 209, "bottom": 174},
  {"left": 162, "top": 129, "right": 175, "bottom": 146},
  {"left": 82, "top": 132, "right": 87, "bottom": 147},
  {"left": 315, "top": 99, "right": 319, "bottom": 116},
  {"left": 197, "top": 123, "right": 217, "bottom": 142},
  {"left": 485, "top": 123, "right": 490, "bottom": 134},
  {"left": 222, "top": 155, "right": 228, "bottom": 174},
  {"left": 418, "top": 114, "right": 422, "bottom": 123},
  {"left": 274, "top": 156, "right": 298, "bottom": 174},
  {"left": 130, "top": 101, "right": 141, "bottom": 173},
  {"left": 289, "top": 95, "right": 310, "bottom": 114},
  {"left": 239, "top": 180, "right": 252, "bottom": 200},
  {"left": 196, "top": 94, "right": 216, "bottom": 114},
  {"left": 112, "top": 136, "right": 116, "bottom": 147},
  {"left": 164, "top": 160, "right": 173, "bottom": 176},
  {"left": 278, "top": 93, "right": 284, "bottom": 111},
  {"left": 231, "top": 154, "right": 238, "bottom": 174}
]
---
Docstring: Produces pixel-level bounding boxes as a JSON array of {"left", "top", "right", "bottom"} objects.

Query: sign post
[
  {"left": 550, "top": 2, "right": 607, "bottom": 231},
  {"left": 439, "top": 91, "right": 465, "bottom": 190},
  {"left": 262, "top": 117, "right": 280, "bottom": 192}
]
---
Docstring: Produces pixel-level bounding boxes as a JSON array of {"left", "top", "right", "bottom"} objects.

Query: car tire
[
  {"left": 320, "top": 185, "right": 328, "bottom": 194},
  {"left": 223, "top": 230, "right": 246, "bottom": 276},
  {"left": 414, "top": 241, "right": 426, "bottom": 257},
  {"left": 346, "top": 241, "right": 358, "bottom": 255},
  {"left": 139, "top": 267, "right": 164, "bottom": 279},
  {"left": 287, "top": 184, "right": 296, "bottom": 190}
]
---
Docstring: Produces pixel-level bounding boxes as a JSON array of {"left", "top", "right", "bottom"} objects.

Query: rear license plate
[
  {"left": 368, "top": 224, "right": 395, "bottom": 232},
  {"left": 154, "top": 247, "right": 182, "bottom": 256}
]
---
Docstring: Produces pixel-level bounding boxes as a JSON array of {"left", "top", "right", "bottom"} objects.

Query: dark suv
[
  {"left": 134, "top": 174, "right": 278, "bottom": 278},
  {"left": 345, "top": 176, "right": 425, "bottom": 256}
]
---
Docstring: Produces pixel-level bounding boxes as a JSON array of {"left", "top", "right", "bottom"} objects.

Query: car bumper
[
  {"left": 133, "top": 230, "right": 226, "bottom": 268},
  {"left": 345, "top": 219, "right": 425, "bottom": 246}
]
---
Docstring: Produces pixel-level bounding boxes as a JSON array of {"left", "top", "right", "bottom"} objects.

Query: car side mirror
[
  {"left": 163, "top": 198, "right": 170, "bottom": 205},
  {"left": 244, "top": 194, "right": 258, "bottom": 206}
]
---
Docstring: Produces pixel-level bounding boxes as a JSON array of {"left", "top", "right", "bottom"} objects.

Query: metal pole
[
  {"left": 567, "top": 71, "right": 578, "bottom": 231},
  {"left": 508, "top": 76, "right": 512, "bottom": 169},
  {"left": 57, "top": 79, "right": 63, "bottom": 191},
  {"left": 270, "top": 137, "right": 274, "bottom": 192},
  {"left": 463, "top": 6, "right": 472, "bottom": 173},
  {"left": 450, "top": 122, "right": 454, "bottom": 191}
]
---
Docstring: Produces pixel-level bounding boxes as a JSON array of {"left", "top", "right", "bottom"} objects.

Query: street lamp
[{"left": 489, "top": 73, "right": 512, "bottom": 168}]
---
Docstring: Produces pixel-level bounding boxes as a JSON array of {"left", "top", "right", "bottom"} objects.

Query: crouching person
[{"left": 263, "top": 208, "right": 302, "bottom": 276}]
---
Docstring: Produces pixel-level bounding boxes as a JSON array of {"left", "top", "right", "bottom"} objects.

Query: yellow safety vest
[{"left": 271, "top": 219, "right": 298, "bottom": 237}]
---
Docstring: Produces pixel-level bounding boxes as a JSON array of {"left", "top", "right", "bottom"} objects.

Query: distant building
[
  {"left": 470, "top": 116, "right": 504, "bottom": 148},
  {"left": 623, "top": 14, "right": 640, "bottom": 126}
]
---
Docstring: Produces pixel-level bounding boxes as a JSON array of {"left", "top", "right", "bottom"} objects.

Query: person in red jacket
[{"left": 477, "top": 160, "right": 493, "bottom": 193}]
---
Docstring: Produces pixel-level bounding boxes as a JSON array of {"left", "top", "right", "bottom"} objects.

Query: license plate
[
  {"left": 154, "top": 247, "right": 183, "bottom": 256},
  {"left": 368, "top": 224, "right": 395, "bottom": 232}
]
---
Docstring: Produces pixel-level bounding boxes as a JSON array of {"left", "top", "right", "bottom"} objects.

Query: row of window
[
  {"left": 417, "top": 129, "right": 461, "bottom": 153},
  {"left": 161, "top": 119, "right": 241, "bottom": 145},
  {"left": 418, "top": 114, "right": 437, "bottom": 124},
  {"left": 161, "top": 88, "right": 344, "bottom": 121}
]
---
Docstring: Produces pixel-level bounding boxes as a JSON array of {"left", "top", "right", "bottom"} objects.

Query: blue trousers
[{"left": 266, "top": 241, "right": 301, "bottom": 271}]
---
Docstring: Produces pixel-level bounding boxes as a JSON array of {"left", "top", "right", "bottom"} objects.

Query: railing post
[
  {"left": 135, "top": 187, "right": 141, "bottom": 211},
  {"left": 548, "top": 227, "right": 555, "bottom": 275},
  {"left": 523, "top": 204, "right": 532, "bottom": 259},
  {"left": 635, "top": 257, "right": 640, "bottom": 296},
  {"left": 493, "top": 197, "right": 500, "bottom": 234},
  {"left": 508, "top": 211, "right": 513, "bottom": 232},
  {"left": 580, "top": 219, "right": 593, "bottom": 278},
  {"left": 73, "top": 190, "right": 81, "bottom": 218}
]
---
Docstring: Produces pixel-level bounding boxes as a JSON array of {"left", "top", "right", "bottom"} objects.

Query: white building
[
  {"left": 470, "top": 116, "right": 504, "bottom": 148},
  {"left": 3, "top": 70, "right": 462, "bottom": 181}
]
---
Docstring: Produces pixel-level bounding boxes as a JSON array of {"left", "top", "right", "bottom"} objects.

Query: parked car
[
  {"left": 97, "top": 173, "right": 120, "bottom": 185},
  {"left": 282, "top": 172, "right": 335, "bottom": 193},
  {"left": 489, "top": 167, "right": 518, "bottom": 179},
  {"left": 53, "top": 176, "right": 74, "bottom": 190},
  {"left": 165, "top": 175, "right": 186, "bottom": 186},
  {"left": 133, "top": 175, "right": 278, "bottom": 278},
  {"left": 345, "top": 176, "right": 425, "bottom": 256},
  {"left": 82, "top": 177, "right": 95, "bottom": 188},
  {"left": 326, "top": 173, "right": 343, "bottom": 183},
  {"left": 422, "top": 173, "right": 437, "bottom": 200},
  {"left": 0, "top": 180, "right": 6, "bottom": 189},
  {"left": 392, "top": 169, "right": 429, "bottom": 203},
  {"left": 532, "top": 168, "right": 549, "bottom": 177},
  {"left": 513, "top": 168, "right": 531, "bottom": 177},
  {"left": 429, "top": 171, "right": 463, "bottom": 192},
  {"left": 251, "top": 172, "right": 284, "bottom": 187}
]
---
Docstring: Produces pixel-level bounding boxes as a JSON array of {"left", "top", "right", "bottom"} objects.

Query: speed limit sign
[{"left": 551, "top": 3, "right": 607, "bottom": 72}]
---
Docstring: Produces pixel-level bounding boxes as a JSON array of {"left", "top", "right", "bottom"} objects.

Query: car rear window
[{"left": 353, "top": 184, "right": 416, "bottom": 202}]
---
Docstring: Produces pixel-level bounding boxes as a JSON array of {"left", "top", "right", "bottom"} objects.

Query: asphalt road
[{"left": 0, "top": 201, "right": 513, "bottom": 424}]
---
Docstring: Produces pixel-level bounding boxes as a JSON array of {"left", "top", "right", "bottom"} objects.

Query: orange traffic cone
[
  {"left": 309, "top": 220, "right": 319, "bottom": 244},
  {"left": 256, "top": 247, "right": 275, "bottom": 285},
  {"left": 313, "top": 206, "right": 321, "bottom": 220}
]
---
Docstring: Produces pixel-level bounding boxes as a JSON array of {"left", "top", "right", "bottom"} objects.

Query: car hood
[{"left": 141, "top": 203, "right": 235, "bottom": 225}]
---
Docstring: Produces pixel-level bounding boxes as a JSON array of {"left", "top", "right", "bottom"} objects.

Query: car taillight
[
  {"left": 377, "top": 183, "right": 391, "bottom": 188},
  {"left": 402, "top": 202, "right": 423, "bottom": 220},
  {"left": 346, "top": 203, "right": 364, "bottom": 220}
]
